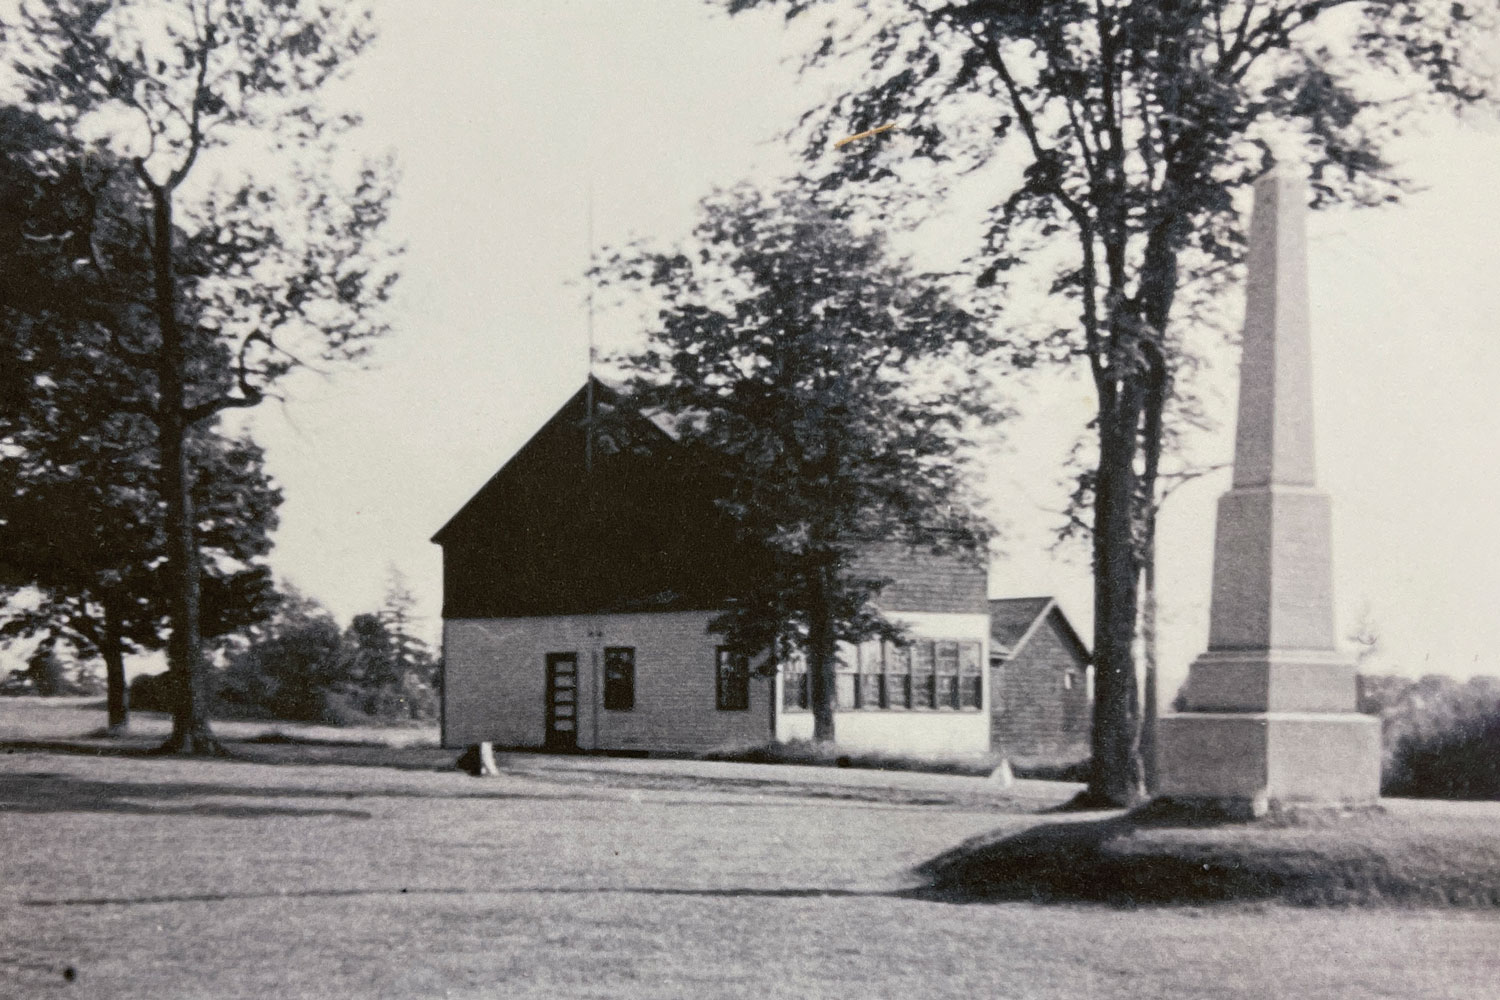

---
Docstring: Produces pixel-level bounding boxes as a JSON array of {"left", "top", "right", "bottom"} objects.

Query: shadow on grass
[
  {"left": 24, "top": 884, "right": 896, "bottom": 908},
  {"left": 0, "top": 769, "right": 624, "bottom": 820},
  {"left": 0, "top": 770, "right": 374, "bottom": 820},
  {"left": 910, "top": 801, "right": 1500, "bottom": 909},
  {"left": 1, "top": 737, "right": 457, "bottom": 773}
]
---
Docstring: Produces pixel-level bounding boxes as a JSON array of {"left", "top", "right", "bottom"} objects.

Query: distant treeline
[
  {"left": 1358, "top": 674, "right": 1500, "bottom": 800},
  {"left": 131, "top": 586, "right": 439, "bottom": 726},
  {"left": 4, "top": 580, "right": 440, "bottom": 727}
]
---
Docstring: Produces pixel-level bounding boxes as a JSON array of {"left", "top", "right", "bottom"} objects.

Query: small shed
[{"left": 988, "top": 597, "right": 1092, "bottom": 760}]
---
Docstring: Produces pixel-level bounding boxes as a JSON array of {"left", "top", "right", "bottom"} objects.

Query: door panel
[{"left": 545, "top": 653, "right": 580, "bottom": 751}]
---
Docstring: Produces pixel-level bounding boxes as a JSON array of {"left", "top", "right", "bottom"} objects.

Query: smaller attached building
[{"left": 988, "top": 597, "right": 1092, "bottom": 760}]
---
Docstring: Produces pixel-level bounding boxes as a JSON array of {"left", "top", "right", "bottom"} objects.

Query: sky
[{"left": 37, "top": 0, "right": 1499, "bottom": 698}]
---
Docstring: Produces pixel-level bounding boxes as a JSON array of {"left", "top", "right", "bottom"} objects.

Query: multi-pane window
[
  {"left": 716, "top": 648, "right": 750, "bottom": 711},
  {"left": 885, "top": 643, "right": 912, "bottom": 709},
  {"left": 911, "top": 640, "right": 936, "bottom": 709},
  {"left": 935, "top": 641, "right": 960, "bottom": 709},
  {"left": 834, "top": 648, "right": 858, "bottom": 709},
  {"left": 603, "top": 647, "right": 634, "bottom": 710},
  {"left": 857, "top": 641, "right": 884, "bottom": 709},
  {"left": 782, "top": 652, "right": 808, "bottom": 710},
  {"left": 959, "top": 642, "right": 983, "bottom": 709},
  {"left": 778, "top": 638, "right": 983, "bottom": 713}
]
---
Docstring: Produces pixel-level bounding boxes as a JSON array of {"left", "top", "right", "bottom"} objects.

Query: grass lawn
[{"left": 2, "top": 699, "right": 1498, "bottom": 999}]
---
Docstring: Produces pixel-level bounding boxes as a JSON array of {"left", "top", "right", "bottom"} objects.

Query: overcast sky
[{"left": 208, "top": 0, "right": 1500, "bottom": 700}]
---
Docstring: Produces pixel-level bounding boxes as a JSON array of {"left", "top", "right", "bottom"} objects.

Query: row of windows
[
  {"left": 596, "top": 647, "right": 751, "bottom": 712},
  {"left": 782, "top": 639, "right": 984, "bottom": 712},
  {"left": 576, "top": 639, "right": 985, "bottom": 715}
]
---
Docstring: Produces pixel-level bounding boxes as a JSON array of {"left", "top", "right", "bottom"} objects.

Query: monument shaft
[{"left": 1157, "top": 172, "right": 1380, "bottom": 813}]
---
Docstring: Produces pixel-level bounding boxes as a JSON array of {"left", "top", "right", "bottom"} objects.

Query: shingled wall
[{"left": 991, "top": 607, "right": 1092, "bottom": 760}]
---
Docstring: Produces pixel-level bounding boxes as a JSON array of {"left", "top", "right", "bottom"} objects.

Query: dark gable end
[{"left": 434, "top": 378, "right": 759, "bottom": 619}]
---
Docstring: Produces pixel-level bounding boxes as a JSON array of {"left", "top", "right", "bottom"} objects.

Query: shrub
[
  {"left": 128, "top": 671, "right": 179, "bottom": 713},
  {"left": 216, "top": 586, "right": 439, "bottom": 725},
  {"left": 1363, "top": 674, "right": 1500, "bottom": 800},
  {"left": 0, "top": 645, "right": 107, "bottom": 697}
]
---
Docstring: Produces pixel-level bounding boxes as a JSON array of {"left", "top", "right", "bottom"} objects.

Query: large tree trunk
[
  {"left": 145, "top": 182, "right": 222, "bottom": 756},
  {"left": 807, "top": 564, "right": 837, "bottom": 743},
  {"left": 1086, "top": 413, "right": 1145, "bottom": 807},
  {"left": 101, "top": 598, "right": 129, "bottom": 735},
  {"left": 1139, "top": 544, "right": 1159, "bottom": 794}
]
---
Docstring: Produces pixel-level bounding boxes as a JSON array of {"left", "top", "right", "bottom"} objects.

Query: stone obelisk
[{"left": 1157, "top": 171, "right": 1380, "bottom": 814}]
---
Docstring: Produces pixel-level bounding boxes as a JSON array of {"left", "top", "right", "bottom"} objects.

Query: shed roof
[{"left": 989, "top": 596, "right": 1091, "bottom": 663}]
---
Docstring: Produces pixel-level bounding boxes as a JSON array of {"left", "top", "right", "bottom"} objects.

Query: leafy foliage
[
  {"left": 216, "top": 585, "right": 437, "bottom": 725},
  {"left": 725, "top": 0, "right": 1498, "bottom": 802},
  {"left": 0, "top": 110, "right": 281, "bottom": 729},
  {"left": 604, "top": 182, "right": 1006, "bottom": 739},
  {"left": 0, "top": 372, "right": 282, "bottom": 707},
  {"left": 1361, "top": 673, "right": 1500, "bottom": 799},
  {"left": 3, "top": 0, "right": 400, "bottom": 751},
  {"left": 0, "top": 639, "right": 104, "bottom": 697}
]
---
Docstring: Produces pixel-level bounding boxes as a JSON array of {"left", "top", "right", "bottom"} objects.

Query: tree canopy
[
  {"left": 725, "top": 0, "right": 1497, "bottom": 802},
  {"left": 3, "top": 0, "right": 400, "bottom": 752},
  {"left": 604, "top": 182, "right": 1006, "bottom": 740}
]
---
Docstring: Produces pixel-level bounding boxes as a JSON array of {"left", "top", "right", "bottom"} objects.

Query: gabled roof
[
  {"left": 989, "top": 596, "right": 1091, "bottom": 663},
  {"left": 431, "top": 375, "right": 676, "bottom": 545}
]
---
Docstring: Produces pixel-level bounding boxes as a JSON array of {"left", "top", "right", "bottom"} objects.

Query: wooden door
[{"left": 545, "top": 653, "right": 580, "bottom": 751}]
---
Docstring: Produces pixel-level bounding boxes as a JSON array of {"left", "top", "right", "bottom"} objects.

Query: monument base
[
  {"left": 1181, "top": 649, "right": 1357, "bottom": 712},
  {"left": 1156, "top": 711, "right": 1381, "bottom": 814}
]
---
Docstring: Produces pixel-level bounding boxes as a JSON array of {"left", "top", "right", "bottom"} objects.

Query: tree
[
  {"left": 0, "top": 392, "right": 281, "bottom": 732},
  {"left": 219, "top": 585, "right": 346, "bottom": 723},
  {"left": 0, "top": 209, "right": 282, "bottom": 728},
  {"left": 724, "top": 0, "right": 1495, "bottom": 803},
  {"left": 216, "top": 583, "right": 437, "bottom": 723},
  {"left": 604, "top": 182, "right": 1003, "bottom": 741},
  {"left": 378, "top": 566, "right": 434, "bottom": 690},
  {"left": 6, "top": 0, "right": 399, "bottom": 752},
  {"left": 15, "top": 637, "right": 102, "bottom": 697}
]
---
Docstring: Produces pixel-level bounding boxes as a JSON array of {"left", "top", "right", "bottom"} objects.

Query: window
[
  {"left": 885, "top": 642, "right": 911, "bottom": 709},
  {"left": 911, "top": 640, "right": 936, "bottom": 709},
  {"left": 990, "top": 660, "right": 1006, "bottom": 713},
  {"left": 834, "top": 645, "right": 857, "bottom": 709},
  {"left": 782, "top": 653, "right": 808, "bottom": 710},
  {"left": 716, "top": 648, "right": 750, "bottom": 711},
  {"left": 857, "top": 641, "right": 884, "bottom": 709},
  {"left": 959, "top": 641, "right": 982, "bottom": 709},
  {"left": 776, "top": 638, "right": 981, "bottom": 713},
  {"left": 935, "top": 641, "right": 960, "bottom": 709},
  {"left": 603, "top": 647, "right": 634, "bottom": 710},
  {"left": 1063, "top": 671, "right": 1076, "bottom": 691}
]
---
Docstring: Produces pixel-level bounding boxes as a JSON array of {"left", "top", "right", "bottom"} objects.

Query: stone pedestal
[
  {"left": 1157, "top": 712, "right": 1380, "bottom": 810},
  {"left": 1157, "top": 171, "right": 1381, "bottom": 812}
]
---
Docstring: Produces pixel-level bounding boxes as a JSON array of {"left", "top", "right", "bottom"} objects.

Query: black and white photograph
[{"left": 2, "top": 1, "right": 1498, "bottom": 996}]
